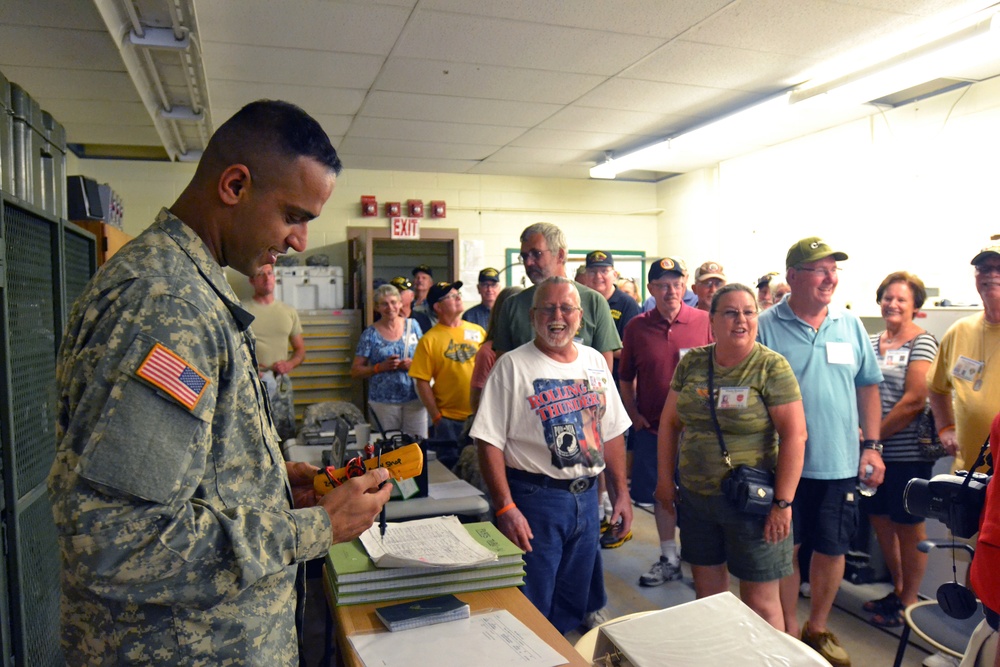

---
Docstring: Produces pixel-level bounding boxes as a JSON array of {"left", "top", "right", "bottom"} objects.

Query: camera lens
[{"left": 903, "top": 478, "right": 931, "bottom": 519}]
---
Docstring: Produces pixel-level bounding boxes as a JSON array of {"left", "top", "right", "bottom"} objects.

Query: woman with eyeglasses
[
  {"left": 861, "top": 271, "right": 939, "bottom": 628},
  {"left": 654, "top": 283, "right": 806, "bottom": 630},
  {"left": 351, "top": 284, "right": 427, "bottom": 438}
]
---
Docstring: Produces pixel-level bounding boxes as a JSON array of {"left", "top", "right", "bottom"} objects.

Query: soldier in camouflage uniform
[{"left": 49, "top": 101, "right": 392, "bottom": 665}]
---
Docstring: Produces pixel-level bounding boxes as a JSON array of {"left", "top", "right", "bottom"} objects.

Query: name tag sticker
[
  {"left": 587, "top": 369, "right": 609, "bottom": 393},
  {"left": 952, "top": 355, "right": 983, "bottom": 382},
  {"left": 882, "top": 348, "right": 909, "bottom": 368},
  {"left": 826, "top": 342, "right": 855, "bottom": 365},
  {"left": 464, "top": 329, "right": 482, "bottom": 343},
  {"left": 717, "top": 387, "right": 750, "bottom": 409}
]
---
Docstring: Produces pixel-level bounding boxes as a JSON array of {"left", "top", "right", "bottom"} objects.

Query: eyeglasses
[
  {"left": 438, "top": 293, "right": 463, "bottom": 301},
  {"left": 648, "top": 280, "right": 686, "bottom": 291},
  {"left": 519, "top": 249, "right": 551, "bottom": 263},
  {"left": 719, "top": 309, "right": 758, "bottom": 321},
  {"left": 534, "top": 305, "right": 582, "bottom": 317},
  {"left": 795, "top": 266, "right": 840, "bottom": 278},
  {"left": 975, "top": 264, "right": 1000, "bottom": 275}
]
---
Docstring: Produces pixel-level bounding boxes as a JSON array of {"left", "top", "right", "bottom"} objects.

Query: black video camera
[{"left": 904, "top": 471, "right": 990, "bottom": 539}]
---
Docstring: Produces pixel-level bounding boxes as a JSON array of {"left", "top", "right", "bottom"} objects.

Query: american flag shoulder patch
[{"left": 136, "top": 342, "right": 210, "bottom": 411}]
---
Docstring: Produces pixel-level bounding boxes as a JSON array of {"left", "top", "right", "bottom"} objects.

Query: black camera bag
[
  {"left": 722, "top": 465, "right": 775, "bottom": 515},
  {"left": 707, "top": 349, "right": 775, "bottom": 516}
]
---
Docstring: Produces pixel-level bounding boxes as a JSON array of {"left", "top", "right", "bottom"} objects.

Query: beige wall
[
  {"left": 66, "top": 155, "right": 660, "bottom": 303},
  {"left": 655, "top": 75, "right": 1000, "bottom": 317}
]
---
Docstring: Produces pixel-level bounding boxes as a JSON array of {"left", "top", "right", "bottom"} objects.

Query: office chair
[{"left": 893, "top": 540, "right": 983, "bottom": 667}]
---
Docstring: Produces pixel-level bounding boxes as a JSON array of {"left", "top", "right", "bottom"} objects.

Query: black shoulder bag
[{"left": 709, "top": 347, "right": 775, "bottom": 515}]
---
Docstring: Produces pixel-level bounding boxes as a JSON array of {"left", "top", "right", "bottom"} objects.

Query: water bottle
[{"left": 858, "top": 464, "right": 877, "bottom": 497}]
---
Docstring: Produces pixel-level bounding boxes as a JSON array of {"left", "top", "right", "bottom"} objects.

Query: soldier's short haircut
[{"left": 199, "top": 100, "right": 342, "bottom": 186}]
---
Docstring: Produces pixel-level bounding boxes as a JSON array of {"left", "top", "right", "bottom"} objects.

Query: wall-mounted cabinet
[{"left": 69, "top": 220, "right": 131, "bottom": 266}]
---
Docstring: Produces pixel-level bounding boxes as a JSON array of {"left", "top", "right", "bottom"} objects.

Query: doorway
[{"left": 347, "top": 227, "right": 459, "bottom": 326}]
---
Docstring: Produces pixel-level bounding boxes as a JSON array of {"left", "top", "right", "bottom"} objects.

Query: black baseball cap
[
  {"left": 971, "top": 245, "right": 1000, "bottom": 265},
  {"left": 478, "top": 267, "right": 500, "bottom": 283},
  {"left": 756, "top": 272, "right": 779, "bottom": 289},
  {"left": 648, "top": 257, "right": 687, "bottom": 282},
  {"left": 412, "top": 264, "right": 433, "bottom": 278},
  {"left": 426, "top": 281, "right": 463, "bottom": 307},
  {"left": 389, "top": 276, "right": 412, "bottom": 291},
  {"left": 585, "top": 251, "right": 614, "bottom": 268}
]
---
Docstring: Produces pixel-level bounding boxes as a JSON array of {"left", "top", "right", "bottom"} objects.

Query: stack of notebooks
[{"left": 326, "top": 521, "right": 525, "bottom": 605}]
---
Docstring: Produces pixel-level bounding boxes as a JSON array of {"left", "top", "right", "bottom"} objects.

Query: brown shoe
[{"left": 801, "top": 621, "right": 851, "bottom": 667}]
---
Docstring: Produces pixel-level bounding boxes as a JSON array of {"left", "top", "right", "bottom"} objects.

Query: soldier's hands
[
  {"left": 272, "top": 360, "right": 294, "bottom": 375},
  {"left": 320, "top": 468, "right": 392, "bottom": 544},
  {"left": 286, "top": 461, "right": 321, "bottom": 508}
]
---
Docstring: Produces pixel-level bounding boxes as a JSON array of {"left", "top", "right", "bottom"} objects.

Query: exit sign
[{"left": 391, "top": 217, "right": 421, "bottom": 239}]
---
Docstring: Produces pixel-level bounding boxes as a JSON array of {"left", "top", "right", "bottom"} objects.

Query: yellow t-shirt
[
  {"left": 242, "top": 299, "right": 302, "bottom": 368},
  {"left": 928, "top": 312, "right": 1000, "bottom": 470},
  {"left": 408, "top": 321, "right": 485, "bottom": 421}
]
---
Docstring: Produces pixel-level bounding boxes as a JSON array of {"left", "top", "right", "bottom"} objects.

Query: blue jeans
[
  {"left": 508, "top": 476, "right": 603, "bottom": 633},
  {"left": 630, "top": 428, "right": 658, "bottom": 504},
  {"left": 429, "top": 417, "right": 467, "bottom": 468}
]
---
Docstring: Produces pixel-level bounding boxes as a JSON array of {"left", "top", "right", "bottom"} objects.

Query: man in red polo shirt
[{"left": 619, "top": 257, "right": 713, "bottom": 586}]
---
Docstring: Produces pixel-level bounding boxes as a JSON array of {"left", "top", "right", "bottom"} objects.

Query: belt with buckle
[{"left": 506, "top": 467, "right": 596, "bottom": 494}]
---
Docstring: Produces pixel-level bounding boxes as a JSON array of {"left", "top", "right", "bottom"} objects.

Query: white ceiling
[{"left": 0, "top": 0, "right": 994, "bottom": 180}]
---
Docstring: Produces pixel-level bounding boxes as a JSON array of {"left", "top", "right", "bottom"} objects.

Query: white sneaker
[
  {"left": 922, "top": 651, "right": 960, "bottom": 667},
  {"left": 583, "top": 607, "right": 611, "bottom": 630},
  {"left": 639, "top": 557, "right": 682, "bottom": 587}
]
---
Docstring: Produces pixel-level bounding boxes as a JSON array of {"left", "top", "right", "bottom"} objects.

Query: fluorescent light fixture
[
  {"left": 591, "top": 139, "right": 670, "bottom": 179},
  {"left": 591, "top": 5, "right": 1000, "bottom": 180},
  {"left": 791, "top": 14, "right": 1000, "bottom": 107}
]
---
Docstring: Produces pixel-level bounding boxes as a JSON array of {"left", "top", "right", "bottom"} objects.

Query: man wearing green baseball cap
[{"left": 757, "top": 237, "right": 883, "bottom": 667}]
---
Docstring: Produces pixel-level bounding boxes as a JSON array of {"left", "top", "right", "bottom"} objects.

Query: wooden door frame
[{"left": 347, "top": 226, "right": 460, "bottom": 326}]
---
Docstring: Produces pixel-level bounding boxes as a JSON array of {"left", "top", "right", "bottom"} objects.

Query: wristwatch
[
  {"left": 862, "top": 439, "right": 884, "bottom": 455},
  {"left": 774, "top": 498, "right": 792, "bottom": 509}
]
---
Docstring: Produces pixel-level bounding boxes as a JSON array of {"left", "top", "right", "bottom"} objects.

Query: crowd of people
[
  {"left": 358, "top": 228, "right": 1000, "bottom": 667},
  {"left": 48, "top": 98, "right": 996, "bottom": 666}
]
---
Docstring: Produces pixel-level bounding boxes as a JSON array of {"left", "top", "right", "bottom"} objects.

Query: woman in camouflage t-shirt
[{"left": 654, "top": 283, "right": 807, "bottom": 631}]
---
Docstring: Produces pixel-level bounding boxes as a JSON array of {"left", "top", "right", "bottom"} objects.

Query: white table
[{"left": 385, "top": 459, "right": 489, "bottom": 520}]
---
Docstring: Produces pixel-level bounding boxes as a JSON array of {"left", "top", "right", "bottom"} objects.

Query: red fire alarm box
[
  {"left": 407, "top": 199, "right": 424, "bottom": 217},
  {"left": 385, "top": 201, "right": 401, "bottom": 217},
  {"left": 430, "top": 200, "right": 446, "bottom": 218},
  {"left": 361, "top": 195, "right": 377, "bottom": 217}
]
